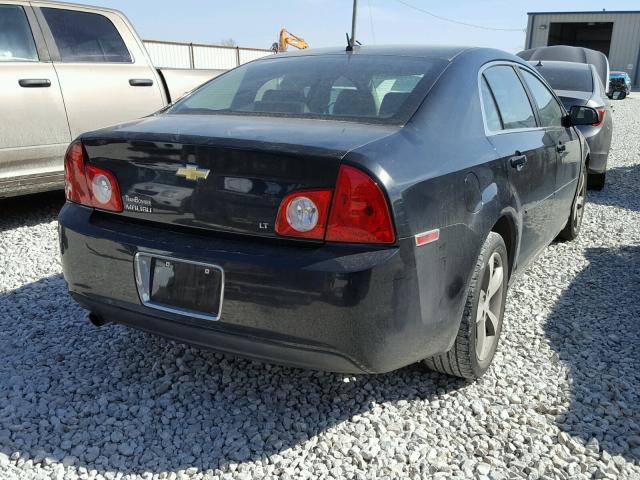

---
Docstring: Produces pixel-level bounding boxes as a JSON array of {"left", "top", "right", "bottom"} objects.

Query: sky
[{"left": 66, "top": 0, "right": 640, "bottom": 54}]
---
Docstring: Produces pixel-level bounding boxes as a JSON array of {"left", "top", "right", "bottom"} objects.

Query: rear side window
[
  {"left": 483, "top": 66, "right": 536, "bottom": 130},
  {"left": 169, "top": 55, "right": 448, "bottom": 124},
  {"left": 535, "top": 66, "right": 593, "bottom": 93},
  {"left": 480, "top": 77, "right": 502, "bottom": 131},
  {"left": 520, "top": 70, "right": 564, "bottom": 128},
  {"left": 42, "top": 8, "right": 131, "bottom": 63},
  {"left": 0, "top": 5, "right": 38, "bottom": 62}
]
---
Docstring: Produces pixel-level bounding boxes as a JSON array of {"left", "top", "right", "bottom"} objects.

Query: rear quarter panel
[{"left": 347, "top": 50, "right": 519, "bottom": 353}]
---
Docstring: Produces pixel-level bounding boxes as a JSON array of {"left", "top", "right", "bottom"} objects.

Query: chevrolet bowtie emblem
[{"left": 176, "top": 164, "right": 210, "bottom": 181}]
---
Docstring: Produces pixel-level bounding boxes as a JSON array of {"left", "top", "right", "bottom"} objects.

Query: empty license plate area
[{"left": 134, "top": 253, "right": 224, "bottom": 321}]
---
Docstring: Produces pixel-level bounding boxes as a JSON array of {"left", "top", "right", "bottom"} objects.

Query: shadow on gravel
[
  {"left": 588, "top": 163, "right": 640, "bottom": 213},
  {"left": 0, "top": 191, "right": 65, "bottom": 233},
  {"left": 0, "top": 275, "right": 467, "bottom": 476},
  {"left": 545, "top": 245, "right": 640, "bottom": 463}
]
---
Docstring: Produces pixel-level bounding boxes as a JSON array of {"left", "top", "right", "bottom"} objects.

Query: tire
[
  {"left": 558, "top": 166, "right": 587, "bottom": 241},
  {"left": 588, "top": 171, "right": 606, "bottom": 191},
  {"left": 423, "top": 232, "right": 508, "bottom": 380}
]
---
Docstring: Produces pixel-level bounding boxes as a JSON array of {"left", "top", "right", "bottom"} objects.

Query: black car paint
[
  {"left": 59, "top": 46, "right": 587, "bottom": 373},
  {"left": 80, "top": 116, "right": 398, "bottom": 239}
]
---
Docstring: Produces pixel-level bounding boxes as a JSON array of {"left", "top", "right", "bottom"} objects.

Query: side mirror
[
  {"left": 612, "top": 90, "right": 627, "bottom": 100},
  {"left": 566, "top": 105, "right": 599, "bottom": 126}
]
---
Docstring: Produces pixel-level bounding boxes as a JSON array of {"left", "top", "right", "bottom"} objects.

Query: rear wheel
[
  {"left": 423, "top": 232, "right": 508, "bottom": 380},
  {"left": 559, "top": 166, "right": 587, "bottom": 241}
]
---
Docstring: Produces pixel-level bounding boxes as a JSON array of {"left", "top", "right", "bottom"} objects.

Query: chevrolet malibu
[{"left": 59, "top": 46, "right": 598, "bottom": 379}]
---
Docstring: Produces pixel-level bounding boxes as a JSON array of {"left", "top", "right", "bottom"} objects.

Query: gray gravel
[{"left": 1, "top": 98, "right": 639, "bottom": 480}]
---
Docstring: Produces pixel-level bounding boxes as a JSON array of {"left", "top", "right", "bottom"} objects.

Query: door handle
[
  {"left": 509, "top": 154, "right": 527, "bottom": 171},
  {"left": 556, "top": 143, "right": 566, "bottom": 153},
  {"left": 129, "top": 78, "right": 154, "bottom": 87},
  {"left": 18, "top": 78, "right": 51, "bottom": 88}
]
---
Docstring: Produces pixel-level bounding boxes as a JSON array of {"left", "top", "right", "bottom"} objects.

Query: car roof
[{"left": 273, "top": 45, "right": 477, "bottom": 62}]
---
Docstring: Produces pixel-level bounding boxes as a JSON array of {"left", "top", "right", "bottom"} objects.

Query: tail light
[
  {"left": 64, "top": 142, "right": 91, "bottom": 205},
  {"left": 275, "top": 190, "right": 332, "bottom": 240},
  {"left": 326, "top": 165, "right": 395, "bottom": 244},
  {"left": 593, "top": 107, "right": 606, "bottom": 126},
  {"left": 64, "top": 141, "right": 123, "bottom": 212},
  {"left": 275, "top": 165, "right": 395, "bottom": 244}
]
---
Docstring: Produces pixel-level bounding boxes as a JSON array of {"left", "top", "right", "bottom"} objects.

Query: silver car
[{"left": 531, "top": 60, "right": 613, "bottom": 190}]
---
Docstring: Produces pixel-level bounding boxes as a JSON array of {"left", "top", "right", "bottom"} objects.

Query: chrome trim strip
[
  {"left": 134, "top": 252, "right": 224, "bottom": 321},
  {"left": 477, "top": 60, "right": 570, "bottom": 137}
]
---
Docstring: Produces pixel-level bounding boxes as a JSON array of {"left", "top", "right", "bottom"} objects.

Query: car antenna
[
  {"left": 346, "top": 0, "right": 358, "bottom": 51},
  {"left": 536, "top": 59, "right": 543, "bottom": 67}
]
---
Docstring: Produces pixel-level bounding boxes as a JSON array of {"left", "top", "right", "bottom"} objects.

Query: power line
[{"left": 394, "top": 0, "right": 525, "bottom": 32}]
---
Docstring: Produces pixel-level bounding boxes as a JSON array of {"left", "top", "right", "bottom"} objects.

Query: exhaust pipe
[{"left": 88, "top": 312, "right": 107, "bottom": 327}]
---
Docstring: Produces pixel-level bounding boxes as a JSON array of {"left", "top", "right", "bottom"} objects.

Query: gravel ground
[{"left": 1, "top": 98, "right": 639, "bottom": 480}]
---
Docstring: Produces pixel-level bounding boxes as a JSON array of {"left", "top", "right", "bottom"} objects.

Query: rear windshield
[
  {"left": 168, "top": 54, "right": 447, "bottom": 124},
  {"left": 534, "top": 66, "right": 593, "bottom": 93}
]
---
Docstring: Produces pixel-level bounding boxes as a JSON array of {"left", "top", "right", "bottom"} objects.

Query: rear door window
[
  {"left": 0, "top": 5, "right": 38, "bottom": 62},
  {"left": 41, "top": 8, "right": 131, "bottom": 63},
  {"left": 520, "top": 69, "right": 564, "bottom": 128},
  {"left": 483, "top": 65, "right": 537, "bottom": 130},
  {"left": 536, "top": 66, "right": 593, "bottom": 93}
]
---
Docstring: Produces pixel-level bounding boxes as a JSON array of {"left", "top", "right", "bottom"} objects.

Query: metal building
[{"left": 526, "top": 10, "right": 640, "bottom": 87}]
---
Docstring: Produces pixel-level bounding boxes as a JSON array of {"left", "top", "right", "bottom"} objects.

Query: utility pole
[{"left": 347, "top": 0, "right": 358, "bottom": 51}]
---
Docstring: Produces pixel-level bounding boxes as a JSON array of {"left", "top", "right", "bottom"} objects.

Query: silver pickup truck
[{"left": 1, "top": 0, "right": 223, "bottom": 197}]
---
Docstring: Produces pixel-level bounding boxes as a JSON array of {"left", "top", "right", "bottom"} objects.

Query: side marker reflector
[{"left": 415, "top": 229, "right": 440, "bottom": 247}]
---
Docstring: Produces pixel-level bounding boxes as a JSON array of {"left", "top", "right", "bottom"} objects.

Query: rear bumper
[
  {"left": 576, "top": 124, "right": 611, "bottom": 174},
  {"left": 59, "top": 203, "right": 463, "bottom": 373},
  {"left": 74, "top": 294, "right": 369, "bottom": 372}
]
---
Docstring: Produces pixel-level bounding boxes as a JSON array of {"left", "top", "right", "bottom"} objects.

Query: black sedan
[
  {"left": 59, "top": 46, "right": 597, "bottom": 379},
  {"left": 529, "top": 60, "right": 613, "bottom": 190}
]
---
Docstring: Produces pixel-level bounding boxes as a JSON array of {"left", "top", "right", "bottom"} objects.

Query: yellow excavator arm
[{"left": 271, "top": 28, "right": 309, "bottom": 53}]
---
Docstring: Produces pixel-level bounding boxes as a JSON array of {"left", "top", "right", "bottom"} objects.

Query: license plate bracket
[{"left": 134, "top": 253, "right": 224, "bottom": 321}]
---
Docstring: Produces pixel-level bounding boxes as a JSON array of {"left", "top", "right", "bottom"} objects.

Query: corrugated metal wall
[
  {"left": 143, "top": 40, "right": 273, "bottom": 70},
  {"left": 239, "top": 49, "right": 274, "bottom": 64},
  {"left": 144, "top": 41, "right": 192, "bottom": 69},
  {"left": 526, "top": 12, "right": 640, "bottom": 86},
  {"left": 192, "top": 45, "right": 238, "bottom": 69}
]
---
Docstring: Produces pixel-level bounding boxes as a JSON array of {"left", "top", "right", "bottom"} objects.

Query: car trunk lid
[
  {"left": 555, "top": 90, "right": 593, "bottom": 110},
  {"left": 81, "top": 114, "right": 397, "bottom": 239}
]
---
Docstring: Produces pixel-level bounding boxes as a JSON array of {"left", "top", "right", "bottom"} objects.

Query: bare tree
[{"left": 219, "top": 38, "right": 237, "bottom": 47}]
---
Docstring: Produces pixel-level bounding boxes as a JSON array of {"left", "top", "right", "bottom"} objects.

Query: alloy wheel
[{"left": 475, "top": 251, "right": 504, "bottom": 362}]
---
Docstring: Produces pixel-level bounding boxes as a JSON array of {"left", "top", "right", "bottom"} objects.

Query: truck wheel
[
  {"left": 559, "top": 166, "right": 587, "bottom": 241},
  {"left": 423, "top": 232, "right": 508, "bottom": 380},
  {"left": 588, "top": 171, "right": 606, "bottom": 191}
]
